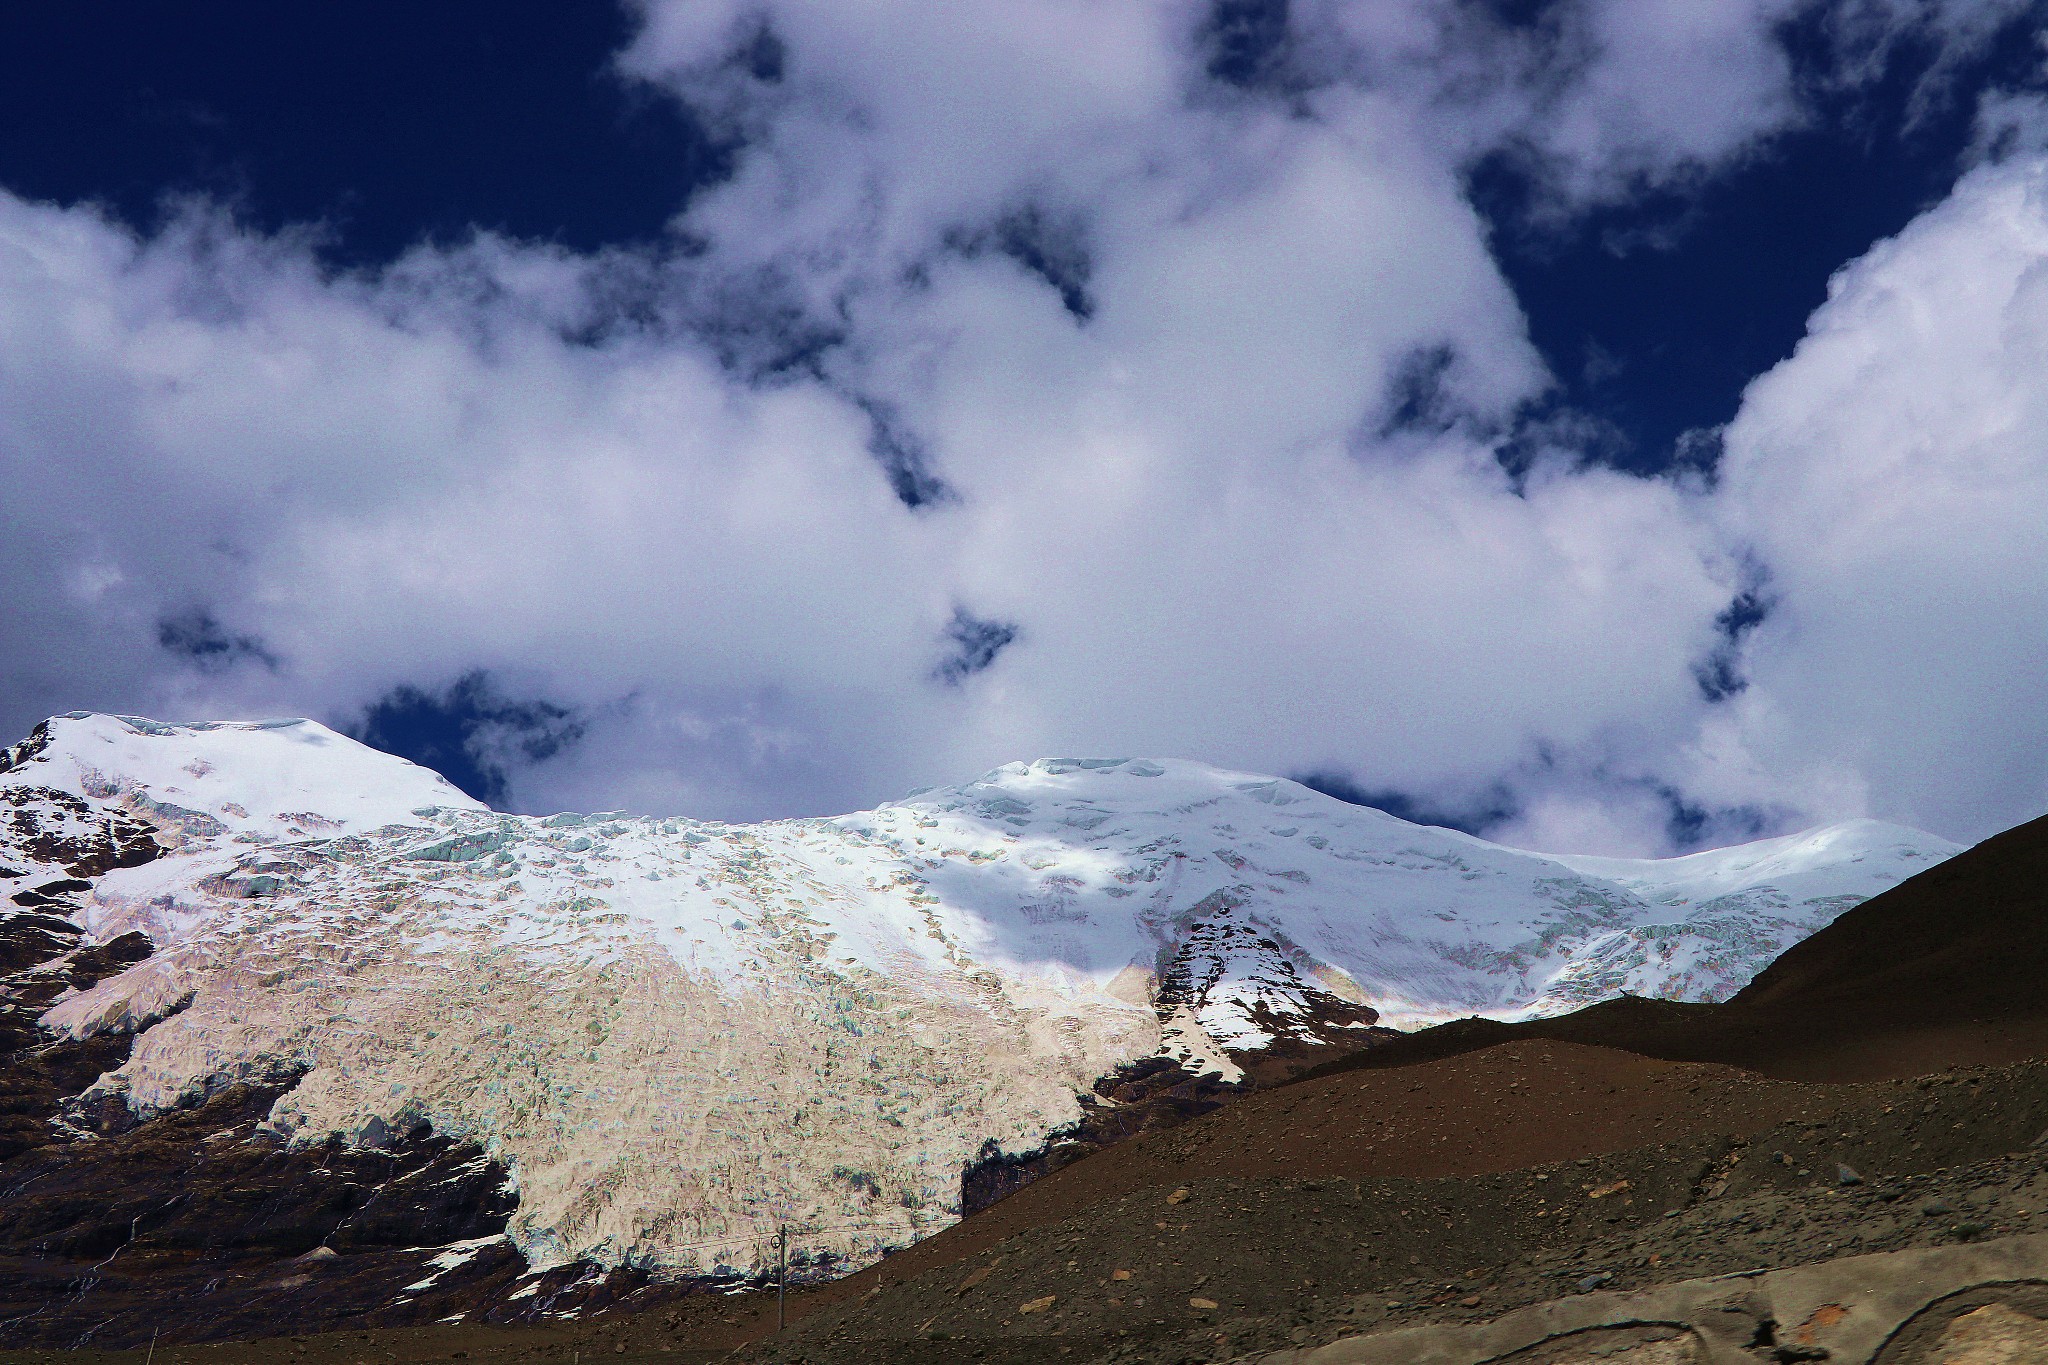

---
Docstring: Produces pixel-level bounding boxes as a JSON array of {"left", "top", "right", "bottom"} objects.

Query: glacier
[{"left": 0, "top": 714, "right": 1960, "bottom": 1283}]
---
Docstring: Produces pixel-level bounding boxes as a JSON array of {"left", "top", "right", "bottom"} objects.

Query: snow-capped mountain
[{"left": 0, "top": 714, "right": 1960, "bottom": 1286}]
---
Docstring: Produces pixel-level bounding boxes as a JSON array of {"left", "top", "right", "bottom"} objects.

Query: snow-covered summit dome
[{"left": 1, "top": 712, "right": 484, "bottom": 839}]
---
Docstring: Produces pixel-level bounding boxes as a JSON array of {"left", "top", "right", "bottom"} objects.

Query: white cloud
[
  {"left": 2, "top": 0, "right": 2044, "bottom": 852},
  {"left": 1704, "top": 153, "right": 2048, "bottom": 840}
]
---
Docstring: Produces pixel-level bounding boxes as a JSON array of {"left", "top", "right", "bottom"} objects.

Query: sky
[{"left": 4, "top": 0, "right": 2048, "bottom": 856}]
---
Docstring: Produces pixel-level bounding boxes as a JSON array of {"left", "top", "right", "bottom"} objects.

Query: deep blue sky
[
  {"left": 1480, "top": 16, "right": 2048, "bottom": 472},
  {"left": 0, "top": 2, "right": 722, "bottom": 262}
]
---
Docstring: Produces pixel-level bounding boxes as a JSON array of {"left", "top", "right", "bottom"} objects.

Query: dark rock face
[
  {"left": 1155, "top": 893, "right": 1397, "bottom": 1083},
  {"left": 0, "top": 909, "right": 87, "bottom": 981},
  {"left": 0, "top": 1080, "right": 512, "bottom": 1347},
  {"left": 0, "top": 719, "right": 56, "bottom": 775},
  {"left": 0, "top": 776, "right": 166, "bottom": 1162},
  {"left": 0, "top": 777, "right": 715, "bottom": 1349},
  {"left": 0, "top": 924, "right": 152, "bottom": 1161},
  {"left": 0, "top": 1054, "right": 700, "bottom": 1349},
  {"left": 958, "top": 899, "right": 1403, "bottom": 1218},
  {"left": 2, "top": 783, "right": 164, "bottom": 881}
]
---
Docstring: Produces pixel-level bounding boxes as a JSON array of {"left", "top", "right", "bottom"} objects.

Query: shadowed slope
[
  {"left": 1736, "top": 809, "right": 2048, "bottom": 1014},
  {"left": 1293, "top": 810, "right": 2048, "bottom": 1084}
]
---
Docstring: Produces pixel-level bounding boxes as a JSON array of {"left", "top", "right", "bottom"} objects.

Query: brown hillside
[
  {"left": 1736, "top": 809, "right": 2048, "bottom": 1013},
  {"left": 1293, "top": 810, "right": 2048, "bottom": 1084}
]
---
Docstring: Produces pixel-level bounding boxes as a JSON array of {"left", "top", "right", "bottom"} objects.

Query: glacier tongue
[{"left": 0, "top": 717, "right": 1962, "bottom": 1281}]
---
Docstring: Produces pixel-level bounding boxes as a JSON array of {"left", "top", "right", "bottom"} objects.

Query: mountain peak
[
  {"left": 0, "top": 715, "right": 1963, "bottom": 1285},
  {"left": 2, "top": 711, "right": 485, "bottom": 840}
]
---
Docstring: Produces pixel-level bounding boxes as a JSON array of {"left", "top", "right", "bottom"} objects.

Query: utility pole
[{"left": 777, "top": 1224, "right": 789, "bottom": 1332}]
